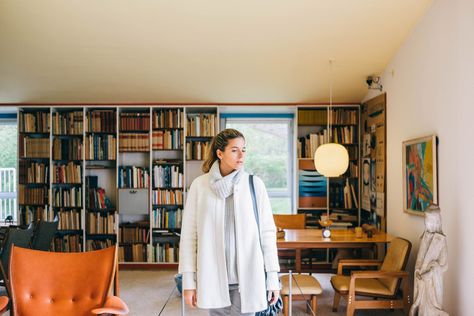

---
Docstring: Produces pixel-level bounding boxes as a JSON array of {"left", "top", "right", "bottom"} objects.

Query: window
[
  {"left": 0, "top": 112, "right": 18, "bottom": 223},
  {"left": 224, "top": 114, "right": 294, "bottom": 214}
]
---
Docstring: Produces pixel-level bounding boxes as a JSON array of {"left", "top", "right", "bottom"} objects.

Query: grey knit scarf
[{"left": 209, "top": 160, "right": 243, "bottom": 199}]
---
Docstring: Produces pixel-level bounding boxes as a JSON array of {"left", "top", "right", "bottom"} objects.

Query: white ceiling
[{"left": 0, "top": 0, "right": 432, "bottom": 104}]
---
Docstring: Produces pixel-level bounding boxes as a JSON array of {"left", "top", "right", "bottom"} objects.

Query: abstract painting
[{"left": 403, "top": 135, "right": 438, "bottom": 216}]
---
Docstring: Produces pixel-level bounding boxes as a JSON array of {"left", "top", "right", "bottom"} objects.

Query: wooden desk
[{"left": 277, "top": 229, "right": 394, "bottom": 273}]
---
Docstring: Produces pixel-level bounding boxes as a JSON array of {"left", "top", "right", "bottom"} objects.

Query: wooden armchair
[
  {"left": 330, "top": 237, "right": 412, "bottom": 316},
  {"left": 0, "top": 245, "right": 128, "bottom": 316}
]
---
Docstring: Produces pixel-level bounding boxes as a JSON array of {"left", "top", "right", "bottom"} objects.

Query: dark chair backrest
[
  {"left": 0, "top": 226, "right": 34, "bottom": 278},
  {"left": 31, "top": 219, "right": 59, "bottom": 251}
]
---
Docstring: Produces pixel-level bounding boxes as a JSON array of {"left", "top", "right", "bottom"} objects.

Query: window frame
[{"left": 223, "top": 114, "right": 295, "bottom": 214}]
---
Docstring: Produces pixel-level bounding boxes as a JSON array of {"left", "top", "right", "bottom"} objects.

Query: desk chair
[
  {"left": 0, "top": 245, "right": 128, "bottom": 316},
  {"left": 330, "top": 237, "right": 412, "bottom": 316},
  {"left": 273, "top": 214, "right": 309, "bottom": 271}
]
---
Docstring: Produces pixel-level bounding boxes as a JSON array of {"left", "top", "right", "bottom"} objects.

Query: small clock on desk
[{"left": 319, "top": 219, "right": 333, "bottom": 239}]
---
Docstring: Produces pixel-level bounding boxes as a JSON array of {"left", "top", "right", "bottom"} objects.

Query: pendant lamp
[{"left": 314, "top": 60, "right": 349, "bottom": 177}]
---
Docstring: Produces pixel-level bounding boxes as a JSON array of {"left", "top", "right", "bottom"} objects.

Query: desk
[{"left": 277, "top": 229, "right": 394, "bottom": 273}]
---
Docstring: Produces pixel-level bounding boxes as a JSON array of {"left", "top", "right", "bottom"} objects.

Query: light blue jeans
[{"left": 208, "top": 284, "right": 255, "bottom": 316}]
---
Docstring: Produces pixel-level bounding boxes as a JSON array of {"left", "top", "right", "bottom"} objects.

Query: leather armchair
[
  {"left": 0, "top": 245, "right": 128, "bottom": 316},
  {"left": 330, "top": 237, "right": 412, "bottom": 316}
]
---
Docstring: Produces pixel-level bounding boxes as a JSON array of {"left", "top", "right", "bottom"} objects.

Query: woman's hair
[{"left": 202, "top": 128, "right": 245, "bottom": 173}]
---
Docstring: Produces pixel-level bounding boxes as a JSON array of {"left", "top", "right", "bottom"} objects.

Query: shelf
[
  {"left": 19, "top": 132, "right": 50, "bottom": 136},
  {"left": 53, "top": 206, "right": 82, "bottom": 210},
  {"left": 53, "top": 159, "right": 83, "bottom": 163},
  {"left": 85, "top": 159, "right": 116, "bottom": 162},
  {"left": 52, "top": 134, "right": 83, "bottom": 137},
  {"left": 152, "top": 204, "right": 183, "bottom": 208},
  {"left": 152, "top": 148, "right": 183, "bottom": 151},
  {"left": 20, "top": 157, "right": 50, "bottom": 160},
  {"left": 20, "top": 183, "right": 49, "bottom": 187},
  {"left": 86, "top": 234, "right": 117, "bottom": 238},
  {"left": 85, "top": 165, "right": 116, "bottom": 170},
  {"left": 119, "top": 242, "right": 150, "bottom": 245},
  {"left": 152, "top": 160, "right": 183, "bottom": 165},
  {"left": 298, "top": 207, "right": 327, "bottom": 211},
  {"left": 85, "top": 131, "right": 116, "bottom": 135},
  {"left": 56, "top": 229, "right": 83, "bottom": 235},
  {"left": 153, "top": 127, "right": 183, "bottom": 131},
  {"left": 51, "top": 183, "right": 83, "bottom": 187},
  {"left": 186, "top": 136, "right": 213, "bottom": 140},
  {"left": 119, "top": 130, "right": 150, "bottom": 134},
  {"left": 86, "top": 208, "right": 116, "bottom": 213},
  {"left": 119, "top": 150, "right": 150, "bottom": 153},
  {"left": 153, "top": 187, "right": 183, "bottom": 190}
]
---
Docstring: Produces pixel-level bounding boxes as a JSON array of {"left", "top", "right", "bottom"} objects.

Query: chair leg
[
  {"left": 332, "top": 292, "right": 341, "bottom": 312},
  {"left": 311, "top": 295, "right": 317, "bottom": 315},
  {"left": 346, "top": 295, "right": 355, "bottom": 316},
  {"left": 283, "top": 295, "right": 289, "bottom": 316}
]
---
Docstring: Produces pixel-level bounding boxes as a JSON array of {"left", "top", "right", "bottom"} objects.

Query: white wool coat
[{"left": 178, "top": 171, "right": 280, "bottom": 313}]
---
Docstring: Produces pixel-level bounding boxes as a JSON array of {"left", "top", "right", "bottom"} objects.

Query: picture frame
[{"left": 402, "top": 135, "right": 438, "bottom": 216}]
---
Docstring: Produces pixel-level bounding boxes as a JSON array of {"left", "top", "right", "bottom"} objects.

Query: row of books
[
  {"left": 52, "top": 187, "right": 82, "bottom": 207},
  {"left": 186, "top": 114, "right": 217, "bottom": 137},
  {"left": 56, "top": 209, "right": 82, "bottom": 230},
  {"left": 20, "top": 136, "right": 50, "bottom": 158},
  {"left": 152, "top": 130, "right": 183, "bottom": 150},
  {"left": 19, "top": 161, "right": 48, "bottom": 184},
  {"left": 87, "top": 213, "right": 115, "bottom": 234},
  {"left": 186, "top": 141, "right": 210, "bottom": 160},
  {"left": 85, "top": 135, "right": 116, "bottom": 160},
  {"left": 153, "top": 109, "right": 184, "bottom": 129},
  {"left": 119, "top": 243, "right": 179, "bottom": 263},
  {"left": 152, "top": 208, "right": 182, "bottom": 229},
  {"left": 152, "top": 165, "right": 183, "bottom": 188},
  {"left": 331, "top": 126, "right": 357, "bottom": 144},
  {"left": 120, "top": 225, "right": 150, "bottom": 243},
  {"left": 53, "top": 138, "right": 83, "bottom": 160},
  {"left": 152, "top": 189, "right": 183, "bottom": 205},
  {"left": 53, "top": 162, "right": 82, "bottom": 184},
  {"left": 298, "top": 131, "right": 328, "bottom": 159},
  {"left": 85, "top": 188, "right": 113, "bottom": 210},
  {"left": 19, "top": 111, "right": 50, "bottom": 133},
  {"left": 52, "top": 111, "right": 83, "bottom": 135},
  {"left": 86, "top": 239, "right": 114, "bottom": 251},
  {"left": 346, "top": 162, "right": 359, "bottom": 178},
  {"left": 18, "top": 186, "right": 47, "bottom": 205},
  {"left": 20, "top": 206, "right": 46, "bottom": 225},
  {"left": 118, "top": 166, "right": 150, "bottom": 188},
  {"left": 86, "top": 110, "right": 116, "bottom": 133},
  {"left": 329, "top": 180, "right": 359, "bottom": 209},
  {"left": 297, "top": 109, "right": 357, "bottom": 126},
  {"left": 120, "top": 113, "right": 150, "bottom": 131},
  {"left": 119, "top": 133, "right": 149, "bottom": 152},
  {"left": 329, "top": 210, "right": 358, "bottom": 223},
  {"left": 53, "top": 235, "right": 82, "bottom": 252}
]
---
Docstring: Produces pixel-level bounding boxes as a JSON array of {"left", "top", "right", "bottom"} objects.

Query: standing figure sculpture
[{"left": 409, "top": 205, "right": 448, "bottom": 316}]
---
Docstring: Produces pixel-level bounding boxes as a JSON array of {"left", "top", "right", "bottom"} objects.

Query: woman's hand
[
  {"left": 267, "top": 290, "right": 280, "bottom": 305},
  {"left": 183, "top": 289, "right": 197, "bottom": 308}
]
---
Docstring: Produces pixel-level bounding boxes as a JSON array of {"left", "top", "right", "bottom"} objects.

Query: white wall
[{"left": 362, "top": 0, "right": 474, "bottom": 314}]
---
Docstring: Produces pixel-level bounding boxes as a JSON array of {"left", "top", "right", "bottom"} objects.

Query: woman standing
[{"left": 179, "top": 128, "right": 280, "bottom": 315}]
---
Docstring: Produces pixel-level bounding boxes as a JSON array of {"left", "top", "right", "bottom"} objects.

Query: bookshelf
[
  {"left": 16, "top": 104, "right": 362, "bottom": 268},
  {"left": 84, "top": 108, "right": 118, "bottom": 252},
  {"left": 296, "top": 106, "right": 361, "bottom": 229},
  {"left": 51, "top": 107, "right": 84, "bottom": 252},
  {"left": 117, "top": 107, "right": 151, "bottom": 263}
]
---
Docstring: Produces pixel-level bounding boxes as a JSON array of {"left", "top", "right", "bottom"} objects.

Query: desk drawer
[{"left": 118, "top": 188, "right": 148, "bottom": 214}]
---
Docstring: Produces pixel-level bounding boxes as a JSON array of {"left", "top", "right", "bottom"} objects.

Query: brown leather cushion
[
  {"left": 280, "top": 274, "right": 322, "bottom": 295},
  {"left": 10, "top": 246, "right": 116, "bottom": 316},
  {"left": 330, "top": 275, "right": 393, "bottom": 296},
  {"left": 379, "top": 238, "right": 410, "bottom": 293}
]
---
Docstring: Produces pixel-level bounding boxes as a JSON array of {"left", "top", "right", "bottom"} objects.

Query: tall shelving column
[
  {"left": 17, "top": 107, "right": 51, "bottom": 227},
  {"left": 117, "top": 107, "right": 151, "bottom": 263},
  {"left": 84, "top": 107, "right": 118, "bottom": 251},
  {"left": 151, "top": 106, "right": 184, "bottom": 265},
  {"left": 50, "top": 107, "right": 84, "bottom": 252}
]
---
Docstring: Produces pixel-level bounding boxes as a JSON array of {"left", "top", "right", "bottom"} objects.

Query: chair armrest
[
  {"left": 337, "top": 259, "right": 383, "bottom": 274},
  {"left": 350, "top": 270, "right": 409, "bottom": 279},
  {"left": 91, "top": 295, "right": 129, "bottom": 315},
  {"left": 0, "top": 296, "right": 9, "bottom": 314}
]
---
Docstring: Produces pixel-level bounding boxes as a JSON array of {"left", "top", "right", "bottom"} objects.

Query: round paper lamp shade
[{"left": 314, "top": 143, "right": 349, "bottom": 177}]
